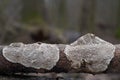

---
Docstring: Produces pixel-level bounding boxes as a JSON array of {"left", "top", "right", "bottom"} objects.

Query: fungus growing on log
[
  {"left": 0, "top": 33, "right": 117, "bottom": 73},
  {"left": 3, "top": 43, "right": 60, "bottom": 70},
  {"left": 64, "top": 33, "right": 115, "bottom": 72}
]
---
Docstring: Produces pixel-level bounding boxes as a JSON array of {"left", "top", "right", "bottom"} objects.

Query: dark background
[{"left": 0, "top": 0, "right": 120, "bottom": 44}]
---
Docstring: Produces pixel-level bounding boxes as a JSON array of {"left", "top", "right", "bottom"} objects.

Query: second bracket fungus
[
  {"left": 3, "top": 43, "right": 60, "bottom": 70},
  {"left": 64, "top": 33, "right": 115, "bottom": 72}
]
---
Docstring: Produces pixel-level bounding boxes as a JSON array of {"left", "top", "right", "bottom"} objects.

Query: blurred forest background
[{"left": 0, "top": 0, "right": 120, "bottom": 44}]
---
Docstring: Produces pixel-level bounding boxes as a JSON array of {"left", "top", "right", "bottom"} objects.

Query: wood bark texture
[{"left": 0, "top": 33, "right": 119, "bottom": 74}]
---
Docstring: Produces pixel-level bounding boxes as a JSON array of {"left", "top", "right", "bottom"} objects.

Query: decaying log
[{"left": 0, "top": 33, "right": 119, "bottom": 74}]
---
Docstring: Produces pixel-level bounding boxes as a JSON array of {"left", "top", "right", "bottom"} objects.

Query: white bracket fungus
[
  {"left": 64, "top": 33, "right": 115, "bottom": 72},
  {"left": 2, "top": 43, "right": 59, "bottom": 70}
]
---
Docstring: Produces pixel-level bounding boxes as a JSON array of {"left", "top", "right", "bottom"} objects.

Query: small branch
[{"left": 0, "top": 33, "right": 119, "bottom": 74}]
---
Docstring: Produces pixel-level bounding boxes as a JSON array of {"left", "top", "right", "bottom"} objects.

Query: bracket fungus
[
  {"left": 64, "top": 33, "right": 115, "bottom": 72},
  {"left": 2, "top": 43, "right": 59, "bottom": 70},
  {"left": 1, "top": 33, "right": 116, "bottom": 73}
]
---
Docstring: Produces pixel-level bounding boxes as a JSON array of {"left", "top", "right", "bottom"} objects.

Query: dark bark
[{"left": 0, "top": 44, "right": 120, "bottom": 74}]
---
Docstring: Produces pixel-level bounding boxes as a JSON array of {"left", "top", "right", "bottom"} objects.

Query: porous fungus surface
[
  {"left": 64, "top": 33, "right": 115, "bottom": 72},
  {"left": 3, "top": 43, "right": 59, "bottom": 70}
]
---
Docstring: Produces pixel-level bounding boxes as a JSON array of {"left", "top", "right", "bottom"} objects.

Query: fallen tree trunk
[{"left": 0, "top": 33, "right": 119, "bottom": 74}]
